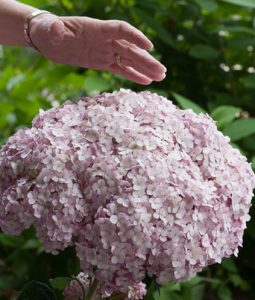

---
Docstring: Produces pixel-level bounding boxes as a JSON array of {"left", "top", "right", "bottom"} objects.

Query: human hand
[{"left": 30, "top": 14, "right": 167, "bottom": 85}]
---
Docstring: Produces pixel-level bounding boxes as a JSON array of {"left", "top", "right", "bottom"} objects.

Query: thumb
[
  {"left": 44, "top": 16, "right": 66, "bottom": 46},
  {"left": 47, "top": 18, "right": 66, "bottom": 45}
]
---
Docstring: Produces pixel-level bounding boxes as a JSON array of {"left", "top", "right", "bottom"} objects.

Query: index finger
[{"left": 102, "top": 20, "right": 153, "bottom": 50}]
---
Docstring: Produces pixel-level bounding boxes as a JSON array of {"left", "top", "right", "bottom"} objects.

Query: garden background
[{"left": 0, "top": 0, "right": 255, "bottom": 299}]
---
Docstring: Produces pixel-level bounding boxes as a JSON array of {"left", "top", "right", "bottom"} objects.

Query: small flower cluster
[
  {"left": 127, "top": 283, "right": 147, "bottom": 300},
  {"left": 0, "top": 89, "right": 255, "bottom": 299}
]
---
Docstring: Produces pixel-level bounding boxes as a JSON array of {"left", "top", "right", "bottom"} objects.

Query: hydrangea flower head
[{"left": 0, "top": 89, "right": 254, "bottom": 297}]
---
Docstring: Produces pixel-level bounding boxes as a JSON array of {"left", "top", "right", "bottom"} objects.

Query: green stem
[{"left": 85, "top": 278, "right": 99, "bottom": 300}]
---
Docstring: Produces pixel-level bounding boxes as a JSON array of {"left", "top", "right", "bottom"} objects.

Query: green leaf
[
  {"left": 228, "top": 36, "right": 255, "bottom": 49},
  {"left": 194, "top": 0, "right": 219, "bottom": 12},
  {"left": 154, "top": 283, "right": 182, "bottom": 300},
  {"left": 198, "top": 277, "right": 222, "bottom": 284},
  {"left": 17, "top": 281, "right": 57, "bottom": 300},
  {"left": 240, "top": 74, "right": 255, "bottom": 88},
  {"left": 217, "top": 285, "right": 232, "bottom": 300},
  {"left": 6, "top": 73, "right": 25, "bottom": 91},
  {"left": 189, "top": 44, "right": 219, "bottom": 60},
  {"left": 222, "top": 118, "right": 255, "bottom": 141},
  {"left": 183, "top": 276, "right": 203, "bottom": 288},
  {"left": 134, "top": 8, "right": 175, "bottom": 47},
  {"left": 192, "top": 284, "right": 205, "bottom": 300},
  {"left": 221, "top": 0, "right": 255, "bottom": 8},
  {"left": 61, "top": 0, "right": 74, "bottom": 10},
  {"left": 210, "top": 105, "right": 241, "bottom": 129},
  {"left": 84, "top": 75, "right": 112, "bottom": 96},
  {"left": 241, "top": 134, "right": 255, "bottom": 151},
  {"left": 0, "top": 233, "right": 23, "bottom": 247},
  {"left": 221, "top": 258, "right": 238, "bottom": 273},
  {"left": 211, "top": 25, "right": 255, "bottom": 35},
  {"left": 252, "top": 156, "right": 255, "bottom": 170},
  {"left": 49, "top": 277, "right": 72, "bottom": 291},
  {"left": 147, "top": 88, "right": 169, "bottom": 98},
  {"left": 21, "top": 238, "right": 42, "bottom": 250},
  {"left": 0, "top": 276, "right": 13, "bottom": 289},
  {"left": 172, "top": 92, "right": 207, "bottom": 114},
  {"left": 144, "top": 278, "right": 157, "bottom": 300},
  {"left": 229, "top": 274, "right": 243, "bottom": 287}
]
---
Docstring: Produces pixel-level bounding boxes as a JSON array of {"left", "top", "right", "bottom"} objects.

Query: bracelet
[{"left": 24, "top": 10, "right": 51, "bottom": 51}]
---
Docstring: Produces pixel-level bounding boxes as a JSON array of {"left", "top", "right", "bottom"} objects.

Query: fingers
[
  {"left": 111, "top": 39, "right": 166, "bottom": 81},
  {"left": 103, "top": 20, "right": 153, "bottom": 50},
  {"left": 109, "top": 63, "right": 153, "bottom": 85}
]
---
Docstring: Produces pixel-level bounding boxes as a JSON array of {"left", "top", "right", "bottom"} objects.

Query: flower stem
[{"left": 85, "top": 278, "right": 99, "bottom": 300}]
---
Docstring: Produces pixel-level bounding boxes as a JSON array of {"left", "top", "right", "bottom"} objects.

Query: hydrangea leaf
[
  {"left": 252, "top": 156, "right": 255, "bottom": 171},
  {"left": 210, "top": 105, "right": 241, "bottom": 129},
  {"left": 172, "top": 92, "right": 206, "bottom": 114},
  {"left": 217, "top": 285, "right": 232, "bottom": 300},
  {"left": 49, "top": 277, "right": 72, "bottom": 291},
  {"left": 191, "top": 284, "right": 206, "bottom": 300},
  {"left": 222, "top": 118, "right": 255, "bottom": 141},
  {"left": 194, "top": 0, "right": 219, "bottom": 12},
  {"left": 189, "top": 44, "right": 219, "bottom": 61},
  {"left": 221, "top": 0, "right": 255, "bottom": 8},
  {"left": 221, "top": 258, "right": 238, "bottom": 273}
]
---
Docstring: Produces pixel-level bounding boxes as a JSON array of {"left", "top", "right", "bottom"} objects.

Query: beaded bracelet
[{"left": 24, "top": 10, "right": 51, "bottom": 51}]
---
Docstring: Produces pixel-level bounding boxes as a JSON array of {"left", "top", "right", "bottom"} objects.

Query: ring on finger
[{"left": 114, "top": 52, "right": 122, "bottom": 67}]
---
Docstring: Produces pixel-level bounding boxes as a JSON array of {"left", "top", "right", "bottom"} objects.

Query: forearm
[{"left": 0, "top": 0, "right": 36, "bottom": 46}]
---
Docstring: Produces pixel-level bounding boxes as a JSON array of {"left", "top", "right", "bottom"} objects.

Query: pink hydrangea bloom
[
  {"left": 63, "top": 272, "right": 90, "bottom": 300},
  {"left": 127, "top": 283, "right": 147, "bottom": 300},
  {"left": 0, "top": 89, "right": 255, "bottom": 297}
]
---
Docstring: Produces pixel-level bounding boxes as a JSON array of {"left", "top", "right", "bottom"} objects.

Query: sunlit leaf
[
  {"left": 194, "top": 0, "right": 219, "bottom": 12},
  {"left": 221, "top": 0, "right": 255, "bottom": 8},
  {"left": 7, "top": 74, "right": 25, "bottom": 91},
  {"left": 223, "top": 118, "right": 255, "bottom": 141},
  {"left": 84, "top": 72, "right": 112, "bottom": 96},
  {"left": 210, "top": 25, "right": 255, "bottom": 35},
  {"left": 210, "top": 105, "right": 241, "bottom": 129}
]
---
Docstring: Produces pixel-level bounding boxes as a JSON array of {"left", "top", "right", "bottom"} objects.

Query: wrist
[
  {"left": 24, "top": 10, "right": 53, "bottom": 51},
  {"left": 28, "top": 14, "right": 64, "bottom": 56}
]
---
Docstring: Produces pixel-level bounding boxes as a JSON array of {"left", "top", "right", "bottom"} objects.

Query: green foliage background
[{"left": 0, "top": 0, "right": 255, "bottom": 299}]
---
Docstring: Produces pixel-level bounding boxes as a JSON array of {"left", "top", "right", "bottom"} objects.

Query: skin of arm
[
  {"left": 0, "top": 0, "right": 167, "bottom": 85},
  {"left": 0, "top": 0, "right": 36, "bottom": 46}
]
